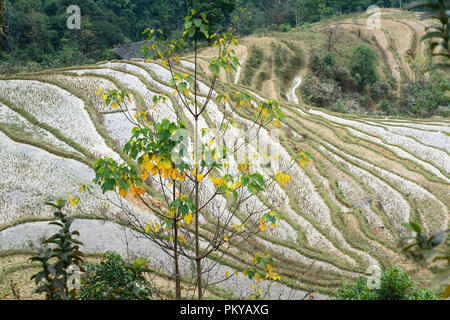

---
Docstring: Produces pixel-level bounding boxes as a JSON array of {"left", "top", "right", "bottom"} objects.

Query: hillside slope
[{"left": 0, "top": 9, "right": 448, "bottom": 299}]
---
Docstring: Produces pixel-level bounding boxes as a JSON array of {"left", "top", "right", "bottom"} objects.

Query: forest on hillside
[{"left": 0, "top": 0, "right": 412, "bottom": 69}]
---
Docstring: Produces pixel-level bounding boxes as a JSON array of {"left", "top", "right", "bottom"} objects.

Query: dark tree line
[{"left": 0, "top": 0, "right": 415, "bottom": 68}]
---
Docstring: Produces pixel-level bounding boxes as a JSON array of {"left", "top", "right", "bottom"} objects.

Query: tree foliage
[
  {"left": 349, "top": 44, "right": 379, "bottom": 88},
  {"left": 79, "top": 251, "right": 154, "bottom": 300},
  {"left": 335, "top": 266, "right": 439, "bottom": 300}
]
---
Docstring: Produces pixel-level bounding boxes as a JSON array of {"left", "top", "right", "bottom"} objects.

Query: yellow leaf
[
  {"left": 224, "top": 236, "right": 229, "bottom": 242},
  {"left": 259, "top": 219, "right": 267, "bottom": 232},
  {"left": 443, "top": 284, "right": 450, "bottom": 299},
  {"left": 118, "top": 187, "right": 128, "bottom": 198},
  {"left": 140, "top": 170, "right": 150, "bottom": 181},
  {"left": 267, "top": 264, "right": 273, "bottom": 274},
  {"left": 196, "top": 173, "right": 204, "bottom": 182},
  {"left": 70, "top": 198, "right": 78, "bottom": 206},
  {"left": 170, "top": 168, "right": 178, "bottom": 180},
  {"left": 255, "top": 273, "right": 261, "bottom": 283},
  {"left": 130, "top": 184, "right": 145, "bottom": 197},
  {"left": 111, "top": 102, "right": 117, "bottom": 109},
  {"left": 184, "top": 89, "right": 190, "bottom": 96},
  {"left": 209, "top": 139, "right": 214, "bottom": 146},
  {"left": 233, "top": 224, "right": 242, "bottom": 232},
  {"left": 274, "top": 120, "right": 281, "bottom": 128},
  {"left": 144, "top": 225, "right": 150, "bottom": 233},
  {"left": 300, "top": 158, "right": 306, "bottom": 168},
  {"left": 96, "top": 87, "right": 103, "bottom": 96},
  {"left": 226, "top": 272, "right": 229, "bottom": 278},
  {"left": 163, "top": 59, "right": 167, "bottom": 67},
  {"left": 184, "top": 212, "right": 193, "bottom": 225}
]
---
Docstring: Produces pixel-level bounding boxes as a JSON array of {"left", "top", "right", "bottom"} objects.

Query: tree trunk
[
  {"left": 173, "top": 183, "right": 182, "bottom": 300},
  {"left": 193, "top": 32, "right": 203, "bottom": 300}
]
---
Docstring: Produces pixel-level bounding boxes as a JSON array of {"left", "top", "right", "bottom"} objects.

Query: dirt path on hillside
[{"left": 381, "top": 19, "right": 415, "bottom": 80}]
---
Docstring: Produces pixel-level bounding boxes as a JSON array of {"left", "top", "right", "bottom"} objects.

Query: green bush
[
  {"left": 310, "top": 51, "right": 353, "bottom": 92},
  {"left": 279, "top": 24, "right": 292, "bottom": 33},
  {"left": 311, "top": 51, "right": 335, "bottom": 79},
  {"left": 401, "top": 74, "right": 450, "bottom": 117},
  {"left": 79, "top": 251, "right": 154, "bottom": 300},
  {"left": 380, "top": 99, "right": 396, "bottom": 115},
  {"left": 349, "top": 44, "right": 378, "bottom": 89},
  {"left": 334, "top": 99, "right": 347, "bottom": 113},
  {"left": 335, "top": 266, "right": 439, "bottom": 300}
]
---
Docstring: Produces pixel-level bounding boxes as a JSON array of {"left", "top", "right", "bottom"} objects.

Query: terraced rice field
[{"left": 0, "top": 10, "right": 448, "bottom": 298}]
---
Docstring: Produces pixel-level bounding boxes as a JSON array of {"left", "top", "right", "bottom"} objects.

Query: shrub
[
  {"left": 349, "top": 44, "right": 378, "bottom": 89},
  {"left": 279, "top": 24, "right": 292, "bottom": 33},
  {"left": 335, "top": 266, "right": 439, "bottom": 300},
  {"left": 333, "top": 99, "right": 347, "bottom": 113},
  {"left": 311, "top": 51, "right": 335, "bottom": 79},
  {"left": 272, "top": 42, "right": 289, "bottom": 69},
  {"left": 401, "top": 74, "right": 450, "bottom": 117},
  {"left": 79, "top": 251, "right": 154, "bottom": 300},
  {"left": 310, "top": 51, "right": 353, "bottom": 92},
  {"left": 30, "top": 198, "right": 85, "bottom": 300},
  {"left": 437, "top": 105, "right": 450, "bottom": 117},
  {"left": 242, "top": 45, "right": 265, "bottom": 85},
  {"left": 380, "top": 99, "right": 396, "bottom": 115},
  {"left": 371, "top": 79, "right": 392, "bottom": 102},
  {"left": 301, "top": 74, "right": 341, "bottom": 107}
]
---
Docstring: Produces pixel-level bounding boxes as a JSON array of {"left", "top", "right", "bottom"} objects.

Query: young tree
[
  {"left": 323, "top": 23, "right": 341, "bottom": 52},
  {"left": 90, "top": 10, "right": 309, "bottom": 300}
]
